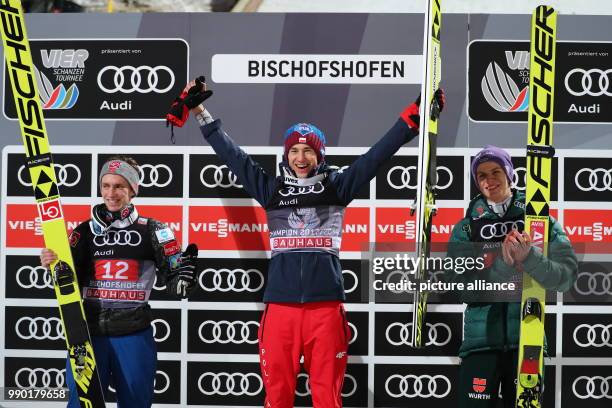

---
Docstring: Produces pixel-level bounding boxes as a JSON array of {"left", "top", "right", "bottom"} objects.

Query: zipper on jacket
[{"left": 259, "top": 304, "right": 269, "bottom": 343}]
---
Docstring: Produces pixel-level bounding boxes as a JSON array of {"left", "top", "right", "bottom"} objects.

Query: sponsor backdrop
[{"left": 0, "top": 12, "right": 610, "bottom": 408}]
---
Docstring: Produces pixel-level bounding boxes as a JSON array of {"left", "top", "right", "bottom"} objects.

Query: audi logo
[
  {"left": 574, "top": 168, "right": 612, "bottom": 192},
  {"left": 512, "top": 166, "right": 526, "bottom": 190},
  {"left": 565, "top": 68, "right": 612, "bottom": 97},
  {"left": 572, "top": 375, "right": 612, "bottom": 399},
  {"left": 385, "top": 374, "right": 451, "bottom": 398},
  {"left": 97, "top": 65, "right": 175, "bottom": 94},
  {"left": 15, "top": 368, "right": 65, "bottom": 388},
  {"left": 16, "top": 265, "right": 53, "bottom": 289},
  {"left": 295, "top": 373, "right": 357, "bottom": 397},
  {"left": 93, "top": 230, "right": 142, "bottom": 247},
  {"left": 198, "top": 320, "right": 259, "bottom": 345},
  {"left": 198, "top": 372, "right": 263, "bottom": 396},
  {"left": 574, "top": 272, "right": 612, "bottom": 296},
  {"left": 109, "top": 370, "right": 170, "bottom": 394},
  {"left": 151, "top": 319, "right": 171, "bottom": 343},
  {"left": 342, "top": 269, "right": 358, "bottom": 294},
  {"left": 348, "top": 322, "right": 358, "bottom": 344},
  {"left": 573, "top": 324, "right": 612, "bottom": 348},
  {"left": 386, "top": 165, "right": 453, "bottom": 190},
  {"left": 385, "top": 322, "right": 452, "bottom": 347},
  {"left": 279, "top": 183, "right": 325, "bottom": 197},
  {"left": 480, "top": 220, "right": 524, "bottom": 240},
  {"left": 153, "top": 275, "right": 166, "bottom": 291},
  {"left": 200, "top": 164, "right": 242, "bottom": 189},
  {"left": 138, "top": 164, "right": 173, "bottom": 188},
  {"left": 154, "top": 371, "right": 170, "bottom": 394},
  {"left": 18, "top": 163, "right": 81, "bottom": 188},
  {"left": 16, "top": 316, "right": 64, "bottom": 341},
  {"left": 199, "top": 268, "right": 265, "bottom": 293}
]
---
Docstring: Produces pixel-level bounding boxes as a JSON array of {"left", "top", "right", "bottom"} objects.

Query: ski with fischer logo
[
  {"left": 516, "top": 5, "right": 557, "bottom": 407},
  {"left": 0, "top": 1, "right": 106, "bottom": 406},
  {"left": 410, "top": 0, "right": 443, "bottom": 348}
]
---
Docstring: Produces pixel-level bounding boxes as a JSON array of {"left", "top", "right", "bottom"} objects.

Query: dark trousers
[{"left": 458, "top": 349, "right": 519, "bottom": 408}]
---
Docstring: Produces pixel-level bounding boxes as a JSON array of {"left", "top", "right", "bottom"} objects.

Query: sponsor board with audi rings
[
  {"left": 7, "top": 153, "right": 91, "bottom": 197},
  {"left": 3, "top": 39, "right": 187, "bottom": 120},
  {"left": 377, "top": 156, "right": 463, "bottom": 200},
  {"left": 469, "top": 40, "right": 612, "bottom": 123},
  {"left": 189, "top": 154, "right": 277, "bottom": 198}
]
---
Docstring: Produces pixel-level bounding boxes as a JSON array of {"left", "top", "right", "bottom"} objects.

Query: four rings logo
[
  {"left": 139, "top": 164, "right": 173, "bottom": 188},
  {"left": 18, "top": 164, "right": 81, "bottom": 187},
  {"left": 574, "top": 272, "right": 612, "bottom": 296},
  {"left": 93, "top": 230, "right": 142, "bottom": 247},
  {"left": 342, "top": 269, "right": 358, "bottom": 294},
  {"left": 200, "top": 165, "right": 242, "bottom": 189},
  {"left": 385, "top": 374, "right": 451, "bottom": 398},
  {"left": 565, "top": 68, "right": 612, "bottom": 97},
  {"left": 479, "top": 220, "right": 524, "bottom": 240},
  {"left": 15, "top": 317, "right": 64, "bottom": 340},
  {"left": 109, "top": 370, "right": 170, "bottom": 394},
  {"left": 575, "top": 168, "right": 612, "bottom": 192},
  {"left": 16, "top": 265, "right": 53, "bottom": 289},
  {"left": 572, "top": 375, "right": 612, "bottom": 399},
  {"left": 573, "top": 324, "right": 612, "bottom": 348},
  {"left": 151, "top": 319, "right": 171, "bottom": 343},
  {"left": 296, "top": 373, "right": 357, "bottom": 397},
  {"left": 386, "top": 166, "right": 453, "bottom": 190},
  {"left": 198, "top": 372, "right": 263, "bottom": 396},
  {"left": 511, "top": 167, "right": 527, "bottom": 190},
  {"left": 97, "top": 65, "right": 175, "bottom": 94},
  {"left": 199, "top": 268, "right": 265, "bottom": 292},
  {"left": 15, "top": 368, "right": 65, "bottom": 388},
  {"left": 385, "top": 322, "right": 452, "bottom": 347},
  {"left": 198, "top": 320, "right": 259, "bottom": 344},
  {"left": 279, "top": 183, "right": 325, "bottom": 197}
]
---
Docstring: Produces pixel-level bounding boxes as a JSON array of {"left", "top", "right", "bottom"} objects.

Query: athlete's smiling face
[
  {"left": 288, "top": 144, "right": 318, "bottom": 178},
  {"left": 100, "top": 174, "right": 132, "bottom": 212},
  {"left": 476, "top": 161, "right": 512, "bottom": 203}
]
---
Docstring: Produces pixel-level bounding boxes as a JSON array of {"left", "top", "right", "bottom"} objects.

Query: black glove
[
  {"left": 175, "top": 243, "right": 198, "bottom": 297},
  {"left": 184, "top": 76, "right": 213, "bottom": 109},
  {"left": 399, "top": 88, "right": 445, "bottom": 130},
  {"left": 165, "top": 76, "right": 213, "bottom": 143}
]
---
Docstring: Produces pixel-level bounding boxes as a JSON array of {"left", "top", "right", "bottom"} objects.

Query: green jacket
[{"left": 446, "top": 190, "right": 577, "bottom": 357}]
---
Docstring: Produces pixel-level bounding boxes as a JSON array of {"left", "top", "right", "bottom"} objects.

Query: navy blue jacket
[{"left": 200, "top": 118, "right": 417, "bottom": 303}]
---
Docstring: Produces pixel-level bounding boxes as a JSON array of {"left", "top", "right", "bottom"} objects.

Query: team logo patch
[
  {"left": 473, "top": 377, "right": 487, "bottom": 393},
  {"left": 169, "top": 253, "right": 181, "bottom": 270},
  {"left": 69, "top": 231, "right": 81, "bottom": 248},
  {"left": 155, "top": 227, "right": 175, "bottom": 243},
  {"left": 108, "top": 161, "right": 121, "bottom": 172},
  {"left": 38, "top": 199, "right": 62, "bottom": 223},
  {"left": 163, "top": 240, "right": 181, "bottom": 256},
  {"left": 120, "top": 206, "right": 130, "bottom": 219}
]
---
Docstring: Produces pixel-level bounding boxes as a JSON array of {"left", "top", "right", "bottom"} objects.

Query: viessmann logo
[{"left": 468, "top": 40, "right": 612, "bottom": 123}]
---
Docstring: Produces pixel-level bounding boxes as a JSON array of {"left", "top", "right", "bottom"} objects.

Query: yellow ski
[
  {"left": 516, "top": 5, "right": 557, "bottom": 407},
  {"left": 0, "top": 1, "right": 106, "bottom": 406},
  {"left": 411, "top": 0, "right": 442, "bottom": 348}
]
